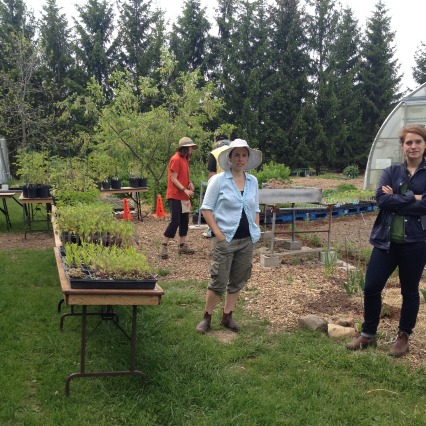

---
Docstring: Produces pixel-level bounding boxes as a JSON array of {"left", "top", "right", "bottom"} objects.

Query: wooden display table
[
  {"left": 54, "top": 247, "right": 164, "bottom": 396},
  {"left": 100, "top": 187, "right": 148, "bottom": 220},
  {"left": 19, "top": 193, "right": 53, "bottom": 237}
]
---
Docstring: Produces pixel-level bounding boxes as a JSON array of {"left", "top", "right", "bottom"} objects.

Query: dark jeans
[
  {"left": 163, "top": 199, "right": 189, "bottom": 239},
  {"left": 362, "top": 242, "right": 426, "bottom": 336}
]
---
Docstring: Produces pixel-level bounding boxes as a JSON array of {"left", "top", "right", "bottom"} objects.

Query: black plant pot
[
  {"left": 139, "top": 177, "right": 147, "bottom": 187},
  {"left": 61, "top": 231, "right": 80, "bottom": 245},
  {"left": 102, "top": 180, "right": 111, "bottom": 190},
  {"left": 37, "top": 184, "right": 51, "bottom": 198},
  {"left": 129, "top": 177, "right": 140, "bottom": 188},
  {"left": 96, "top": 181, "right": 102, "bottom": 190},
  {"left": 25, "top": 184, "right": 38, "bottom": 198},
  {"left": 111, "top": 178, "right": 121, "bottom": 190}
]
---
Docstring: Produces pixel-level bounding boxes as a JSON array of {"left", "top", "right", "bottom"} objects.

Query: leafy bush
[
  {"left": 336, "top": 183, "right": 358, "bottom": 192},
  {"left": 252, "top": 161, "right": 291, "bottom": 186},
  {"left": 343, "top": 165, "right": 359, "bottom": 179}
]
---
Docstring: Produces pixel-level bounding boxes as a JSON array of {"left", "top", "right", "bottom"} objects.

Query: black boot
[
  {"left": 220, "top": 311, "right": 240, "bottom": 332},
  {"left": 196, "top": 312, "right": 212, "bottom": 334}
]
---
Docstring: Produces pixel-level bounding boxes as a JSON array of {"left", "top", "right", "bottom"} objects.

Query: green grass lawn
[
  {"left": 1, "top": 245, "right": 426, "bottom": 425},
  {"left": 0, "top": 194, "right": 51, "bottom": 233},
  {"left": 2, "top": 193, "right": 426, "bottom": 425}
]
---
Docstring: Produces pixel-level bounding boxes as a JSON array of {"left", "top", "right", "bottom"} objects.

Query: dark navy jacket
[{"left": 370, "top": 161, "right": 426, "bottom": 249}]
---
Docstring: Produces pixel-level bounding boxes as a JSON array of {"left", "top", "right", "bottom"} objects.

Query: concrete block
[
  {"left": 282, "top": 240, "right": 302, "bottom": 250},
  {"left": 320, "top": 250, "right": 336, "bottom": 264},
  {"left": 260, "top": 231, "right": 274, "bottom": 243},
  {"left": 260, "top": 253, "right": 281, "bottom": 267}
]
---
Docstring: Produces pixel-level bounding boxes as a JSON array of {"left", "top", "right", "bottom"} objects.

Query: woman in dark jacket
[{"left": 347, "top": 124, "right": 426, "bottom": 357}]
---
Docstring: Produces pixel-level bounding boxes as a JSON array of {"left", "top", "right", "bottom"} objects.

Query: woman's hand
[
  {"left": 382, "top": 185, "right": 393, "bottom": 194},
  {"left": 215, "top": 233, "right": 226, "bottom": 242}
]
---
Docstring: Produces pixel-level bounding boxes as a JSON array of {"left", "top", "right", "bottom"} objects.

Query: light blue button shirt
[{"left": 200, "top": 170, "right": 261, "bottom": 243}]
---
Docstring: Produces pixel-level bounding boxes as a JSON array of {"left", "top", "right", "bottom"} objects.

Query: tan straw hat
[
  {"left": 218, "top": 139, "right": 262, "bottom": 171},
  {"left": 178, "top": 137, "right": 198, "bottom": 149}
]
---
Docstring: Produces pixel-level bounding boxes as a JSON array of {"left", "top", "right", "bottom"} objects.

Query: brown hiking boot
[
  {"left": 220, "top": 311, "right": 240, "bottom": 332},
  {"left": 196, "top": 312, "right": 212, "bottom": 334},
  {"left": 388, "top": 331, "right": 409, "bottom": 357},
  {"left": 178, "top": 244, "right": 194, "bottom": 254},
  {"left": 346, "top": 335, "right": 377, "bottom": 351},
  {"left": 160, "top": 244, "right": 168, "bottom": 259}
]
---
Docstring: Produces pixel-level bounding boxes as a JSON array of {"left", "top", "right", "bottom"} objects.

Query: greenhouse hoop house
[{"left": 364, "top": 82, "right": 426, "bottom": 190}]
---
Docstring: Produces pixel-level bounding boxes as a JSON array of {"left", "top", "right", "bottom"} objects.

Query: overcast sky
[{"left": 29, "top": 0, "right": 426, "bottom": 94}]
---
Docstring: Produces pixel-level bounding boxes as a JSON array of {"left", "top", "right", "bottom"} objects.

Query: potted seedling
[
  {"left": 15, "top": 149, "right": 50, "bottom": 198},
  {"left": 61, "top": 243, "right": 157, "bottom": 289}
]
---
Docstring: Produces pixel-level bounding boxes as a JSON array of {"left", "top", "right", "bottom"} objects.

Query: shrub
[
  {"left": 252, "top": 161, "right": 291, "bottom": 186},
  {"left": 343, "top": 165, "right": 359, "bottom": 179}
]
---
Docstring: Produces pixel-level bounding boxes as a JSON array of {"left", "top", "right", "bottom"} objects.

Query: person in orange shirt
[{"left": 160, "top": 137, "right": 197, "bottom": 259}]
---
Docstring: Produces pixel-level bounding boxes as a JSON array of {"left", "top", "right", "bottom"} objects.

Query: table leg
[
  {"left": 0, "top": 199, "right": 11, "bottom": 230},
  {"left": 129, "top": 192, "right": 142, "bottom": 221},
  {"left": 65, "top": 305, "right": 146, "bottom": 397}
]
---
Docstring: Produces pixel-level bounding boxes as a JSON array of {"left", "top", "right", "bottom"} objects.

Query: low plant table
[
  {"left": 19, "top": 193, "right": 53, "bottom": 237},
  {"left": 100, "top": 186, "right": 148, "bottom": 221},
  {"left": 54, "top": 247, "right": 164, "bottom": 396}
]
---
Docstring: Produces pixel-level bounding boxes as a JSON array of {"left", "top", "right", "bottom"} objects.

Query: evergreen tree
[
  {"left": 413, "top": 41, "right": 426, "bottom": 86},
  {"left": 116, "top": 0, "right": 162, "bottom": 80},
  {"left": 263, "top": 0, "right": 311, "bottom": 165},
  {"left": 73, "top": 0, "right": 116, "bottom": 88},
  {"left": 210, "top": 0, "right": 237, "bottom": 128},
  {"left": 358, "top": 0, "right": 402, "bottom": 165},
  {"left": 39, "top": 0, "right": 72, "bottom": 88},
  {"left": 169, "top": 0, "right": 211, "bottom": 78},
  {"left": 328, "top": 6, "right": 363, "bottom": 170},
  {"left": 212, "top": 0, "right": 269, "bottom": 147},
  {"left": 38, "top": 0, "right": 76, "bottom": 150},
  {"left": 307, "top": 0, "right": 339, "bottom": 173}
]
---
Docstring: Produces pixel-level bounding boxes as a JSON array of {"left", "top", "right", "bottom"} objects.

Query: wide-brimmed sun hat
[
  {"left": 178, "top": 136, "right": 198, "bottom": 149},
  {"left": 218, "top": 139, "right": 262, "bottom": 171}
]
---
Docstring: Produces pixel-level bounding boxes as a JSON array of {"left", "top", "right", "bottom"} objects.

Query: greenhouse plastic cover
[{"left": 364, "top": 82, "right": 426, "bottom": 190}]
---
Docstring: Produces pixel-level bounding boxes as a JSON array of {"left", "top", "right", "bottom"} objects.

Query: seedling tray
[{"left": 69, "top": 277, "right": 157, "bottom": 290}]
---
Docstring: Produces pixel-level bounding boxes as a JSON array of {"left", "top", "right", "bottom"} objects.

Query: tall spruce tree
[
  {"left": 358, "top": 0, "right": 402, "bottom": 165},
  {"left": 38, "top": 0, "right": 75, "bottom": 149},
  {"left": 116, "top": 0, "right": 162, "bottom": 80},
  {"left": 39, "top": 0, "right": 72, "bottom": 88},
  {"left": 263, "top": 0, "right": 311, "bottom": 166},
  {"left": 308, "top": 0, "right": 339, "bottom": 174},
  {"left": 73, "top": 0, "right": 116, "bottom": 88},
  {"left": 212, "top": 0, "right": 269, "bottom": 147},
  {"left": 413, "top": 41, "right": 426, "bottom": 87},
  {"left": 169, "top": 0, "right": 211, "bottom": 78},
  {"left": 328, "top": 6, "right": 363, "bottom": 170}
]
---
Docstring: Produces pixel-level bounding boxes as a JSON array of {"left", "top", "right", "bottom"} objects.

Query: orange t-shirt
[{"left": 166, "top": 152, "right": 191, "bottom": 200}]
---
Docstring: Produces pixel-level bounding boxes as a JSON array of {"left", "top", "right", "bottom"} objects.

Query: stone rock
[
  {"left": 327, "top": 323, "right": 356, "bottom": 340},
  {"left": 298, "top": 314, "right": 327, "bottom": 332}
]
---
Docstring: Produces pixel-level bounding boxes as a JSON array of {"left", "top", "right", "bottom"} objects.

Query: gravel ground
[{"left": 2, "top": 175, "right": 426, "bottom": 369}]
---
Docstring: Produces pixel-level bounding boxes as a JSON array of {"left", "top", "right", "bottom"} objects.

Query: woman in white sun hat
[{"left": 196, "top": 139, "right": 262, "bottom": 333}]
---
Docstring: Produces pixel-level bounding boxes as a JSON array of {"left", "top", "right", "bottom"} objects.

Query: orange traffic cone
[
  {"left": 123, "top": 198, "right": 132, "bottom": 220},
  {"left": 153, "top": 194, "right": 165, "bottom": 218}
]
